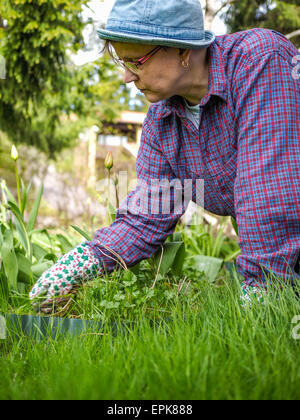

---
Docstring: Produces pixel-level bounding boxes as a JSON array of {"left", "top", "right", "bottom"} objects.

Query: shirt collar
[
  {"left": 162, "top": 39, "right": 227, "bottom": 118},
  {"left": 200, "top": 40, "right": 227, "bottom": 106}
]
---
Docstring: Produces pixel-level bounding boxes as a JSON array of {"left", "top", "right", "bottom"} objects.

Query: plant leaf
[
  {"left": 27, "top": 184, "right": 43, "bottom": 234},
  {"left": 190, "top": 255, "right": 224, "bottom": 283},
  {"left": 168, "top": 232, "right": 182, "bottom": 242},
  {"left": 224, "top": 249, "right": 241, "bottom": 262},
  {"left": 3, "top": 184, "right": 17, "bottom": 206},
  {"left": 32, "top": 242, "right": 48, "bottom": 260},
  {"left": 70, "top": 225, "right": 92, "bottom": 241},
  {"left": 56, "top": 233, "right": 73, "bottom": 253},
  {"left": 20, "top": 178, "right": 27, "bottom": 217},
  {"left": 43, "top": 253, "right": 57, "bottom": 263},
  {"left": 1, "top": 230, "right": 18, "bottom": 291},
  {"left": 7, "top": 201, "right": 31, "bottom": 258},
  {"left": 153, "top": 241, "right": 185, "bottom": 276},
  {"left": 108, "top": 200, "right": 116, "bottom": 223},
  {"left": 129, "top": 262, "right": 140, "bottom": 276},
  {"left": 34, "top": 228, "right": 56, "bottom": 254},
  {"left": 0, "top": 225, "right": 4, "bottom": 247},
  {"left": 32, "top": 260, "right": 53, "bottom": 279},
  {"left": 231, "top": 217, "right": 239, "bottom": 236},
  {"left": 16, "top": 252, "right": 32, "bottom": 284},
  {"left": 171, "top": 242, "right": 186, "bottom": 276},
  {"left": 17, "top": 282, "right": 26, "bottom": 294}
]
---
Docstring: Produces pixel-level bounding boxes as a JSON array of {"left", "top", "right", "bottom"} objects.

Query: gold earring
[{"left": 182, "top": 61, "right": 189, "bottom": 68}]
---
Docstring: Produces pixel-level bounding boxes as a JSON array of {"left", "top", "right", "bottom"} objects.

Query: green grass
[{"left": 1, "top": 276, "right": 300, "bottom": 400}]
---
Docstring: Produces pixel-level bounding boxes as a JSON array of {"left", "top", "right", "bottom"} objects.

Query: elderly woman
[{"left": 30, "top": 0, "right": 300, "bottom": 310}]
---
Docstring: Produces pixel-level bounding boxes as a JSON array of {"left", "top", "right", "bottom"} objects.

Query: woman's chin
[{"left": 143, "top": 90, "right": 164, "bottom": 103}]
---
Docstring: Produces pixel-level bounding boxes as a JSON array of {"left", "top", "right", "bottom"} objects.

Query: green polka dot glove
[
  {"left": 29, "top": 243, "right": 102, "bottom": 313},
  {"left": 240, "top": 282, "right": 266, "bottom": 307}
]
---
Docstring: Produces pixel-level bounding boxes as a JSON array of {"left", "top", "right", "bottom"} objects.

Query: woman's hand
[
  {"left": 29, "top": 243, "right": 102, "bottom": 313},
  {"left": 240, "top": 282, "right": 266, "bottom": 307}
]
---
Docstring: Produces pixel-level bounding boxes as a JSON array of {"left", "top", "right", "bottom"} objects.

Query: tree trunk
[
  {"left": 205, "top": 0, "right": 217, "bottom": 30},
  {"left": 286, "top": 29, "right": 300, "bottom": 40}
]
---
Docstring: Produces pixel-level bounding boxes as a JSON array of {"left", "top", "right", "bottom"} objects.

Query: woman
[{"left": 30, "top": 0, "right": 300, "bottom": 311}]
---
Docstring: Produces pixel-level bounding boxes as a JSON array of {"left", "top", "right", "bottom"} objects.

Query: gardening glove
[
  {"left": 29, "top": 242, "right": 102, "bottom": 313},
  {"left": 240, "top": 282, "right": 266, "bottom": 307}
]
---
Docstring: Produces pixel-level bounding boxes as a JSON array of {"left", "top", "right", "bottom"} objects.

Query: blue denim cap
[{"left": 97, "top": 0, "right": 215, "bottom": 49}]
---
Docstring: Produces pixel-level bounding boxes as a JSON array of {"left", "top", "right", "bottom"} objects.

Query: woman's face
[{"left": 112, "top": 42, "right": 190, "bottom": 103}]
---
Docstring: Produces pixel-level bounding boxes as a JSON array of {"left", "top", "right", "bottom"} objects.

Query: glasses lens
[
  {"left": 123, "top": 62, "right": 139, "bottom": 74},
  {"left": 113, "top": 55, "right": 140, "bottom": 74}
]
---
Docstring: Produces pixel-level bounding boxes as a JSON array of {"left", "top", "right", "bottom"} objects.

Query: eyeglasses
[{"left": 115, "top": 46, "right": 162, "bottom": 75}]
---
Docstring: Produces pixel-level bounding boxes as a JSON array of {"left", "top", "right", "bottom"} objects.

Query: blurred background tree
[
  {"left": 224, "top": 0, "right": 300, "bottom": 49},
  {"left": 0, "top": 0, "right": 133, "bottom": 158}
]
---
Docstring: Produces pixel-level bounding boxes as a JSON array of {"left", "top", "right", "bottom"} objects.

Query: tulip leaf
[
  {"left": 16, "top": 252, "right": 32, "bottom": 284},
  {"left": 7, "top": 201, "right": 31, "bottom": 258},
  {"left": 56, "top": 233, "right": 73, "bottom": 254},
  {"left": 189, "top": 255, "right": 224, "bottom": 283},
  {"left": 1, "top": 230, "right": 18, "bottom": 291},
  {"left": 153, "top": 241, "right": 186, "bottom": 276},
  {"left": 108, "top": 200, "right": 117, "bottom": 223},
  {"left": 231, "top": 217, "right": 239, "bottom": 236},
  {"left": 4, "top": 185, "right": 17, "bottom": 206},
  {"left": 27, "top": 184, "right": 43, "bottom": 234},
  {"left": 70, "top": 225, "right": 92, "bottom": 241},
  {"left": 32, "top": 261, "right": 53, "bottom": 279},
  {"left": 32, "top": 242, "right": 48, "bottom": 260},
  {"left": 171, "top": 242, "right": 186, "bottom": 276}
]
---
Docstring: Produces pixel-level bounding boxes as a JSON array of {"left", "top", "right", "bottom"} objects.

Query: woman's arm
[{"left": 30, "top": 107, "right": 186, "bottom": 309}]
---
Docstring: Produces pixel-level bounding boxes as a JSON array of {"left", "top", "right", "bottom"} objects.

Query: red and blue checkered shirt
[{"left": 87, "top": 28, "right": 300, "bottom": 287}]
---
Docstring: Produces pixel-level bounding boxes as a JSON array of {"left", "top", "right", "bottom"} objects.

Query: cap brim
[{"left": 97, "top": 28, "right": 215, "bottom": 49}]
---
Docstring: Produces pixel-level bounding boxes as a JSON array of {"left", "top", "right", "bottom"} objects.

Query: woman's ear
[{"left": 179, "top": 49, "right": 192, "bottom": 67}]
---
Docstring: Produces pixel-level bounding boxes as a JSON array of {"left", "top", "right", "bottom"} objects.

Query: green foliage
[
  {"left": 231, "top": 216, "right": 239, "bottom": 236},
  {"left": 64, "top": 263, "right": 208, "bottom": 322},
  {"left": 0, "top": 178, "right": 52, "bottom": 296},
  {"left": 225, "top": 0, "right": 300, "bottom": 48},
  {"left": 177, "top": 217, "right": 241, "bottom": 283},
  {"left": 2, "top": 280, "right": 300, "bottom": 400},
  {"left": 0, "top": 171, "right": 77, "bottom": 299},
  {"left": 179, "top": 217, "right": 240, "bottom": 261},
  {"left": 0, "top": 0, "right": 90, "bottom": 155},
  {"left": 70, "top": 224, "right": 91, "bottom": 241},
  {"left": 0, "top": 0, "right": 87, "bottom": 106},
  {"left": 68, "top": 57, "right": 131, "bottom": 125},
  {"left": 151, "top": 239, "right": 186, "bottom": 277},
  {"left": 1, "top": 228, "right": 18, "bottom": 290}
]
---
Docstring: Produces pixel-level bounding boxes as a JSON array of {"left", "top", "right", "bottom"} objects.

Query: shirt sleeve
[
  {"left": 86, "top": 107, "right": 186, "bottom": 273},
  {"left": 233, "top": 50, "right": 300, "bottom": 286}
]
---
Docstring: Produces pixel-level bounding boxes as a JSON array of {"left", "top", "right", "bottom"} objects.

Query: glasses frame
[{"left": 117, "top": 46, "right": 163, "bottom": 74}]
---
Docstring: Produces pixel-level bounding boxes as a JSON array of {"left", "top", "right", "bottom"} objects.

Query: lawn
[
  {"left": 1, "top": 161, "right": 299, "bottom": 400},
  {"left": 1, "top": 271, "right": 300, "bottom": 400}
]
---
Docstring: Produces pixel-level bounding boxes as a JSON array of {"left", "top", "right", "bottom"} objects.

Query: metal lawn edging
[
  {"left": 3, "top": 313, "right": 167, "bottom": 341},
  {"left": 4, "top": 313, "right": 119, "bottom": 341}
]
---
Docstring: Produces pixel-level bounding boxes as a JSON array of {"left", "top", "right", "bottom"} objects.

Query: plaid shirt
[{"left": 88, "top": 28, "right": 300, "bottom": 287}]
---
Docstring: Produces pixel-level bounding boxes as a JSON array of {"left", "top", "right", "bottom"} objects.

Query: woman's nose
[{"left": 123, "top": 68, "right": 139, "bottom": 84}]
